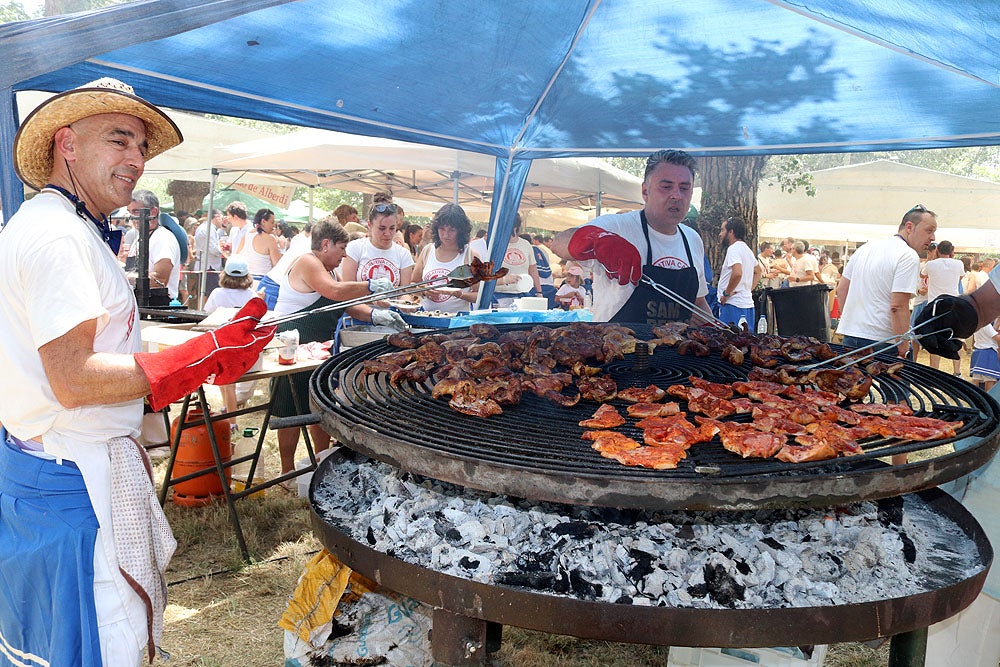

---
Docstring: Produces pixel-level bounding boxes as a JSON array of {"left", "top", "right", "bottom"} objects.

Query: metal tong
[
  {"left": 639, "top": 274, "right": 732, "bottom": 330},
  {"left": 260, "top": 264, "right": 479, "bottom": 328},
  {"left": 798, "top": 312, "right": 950, "bottom": 371}
]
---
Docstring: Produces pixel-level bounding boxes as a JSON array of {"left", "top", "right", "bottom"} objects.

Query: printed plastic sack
[
  {"left": 282, "top": 550, "right": 433, "bottom": 667},
  {"left": 284, "top": 590, "right": 432, "bottom": 667}
]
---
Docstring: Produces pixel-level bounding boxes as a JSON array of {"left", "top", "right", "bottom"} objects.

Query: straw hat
[{"left": 13, "top": 77, "right": 182, "bottom": 191}]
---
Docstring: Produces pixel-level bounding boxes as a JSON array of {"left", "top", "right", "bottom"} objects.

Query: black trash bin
[{"left": 766, "top": 283, "right": 832, "bottom": 341}]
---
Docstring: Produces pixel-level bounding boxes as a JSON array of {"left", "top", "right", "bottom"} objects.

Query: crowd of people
[{"left": 0, "top": 77, "right": 997, "bottom": 667}]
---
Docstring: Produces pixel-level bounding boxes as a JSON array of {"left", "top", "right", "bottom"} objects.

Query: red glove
[
  {"left": 567, "top": 226, "right": 642, "bottom": 286},
  {"left": 135, "top": 298, "right": 276, "bottom": 411}
]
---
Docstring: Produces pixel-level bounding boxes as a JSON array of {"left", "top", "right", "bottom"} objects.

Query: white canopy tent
[
  {"left": 758, "top": 161, "right": 1000, "bottom": 252},
  {"left": 211, "top": 128, "right": 644, "bottom": 213}
]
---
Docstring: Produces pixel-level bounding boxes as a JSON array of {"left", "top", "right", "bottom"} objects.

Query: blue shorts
[
  {"left": 719, "top": 303, "right": 755, "bottom": 328},
  {"left": 0, "top": 432, "right": 102, "bottom": 666},
  {"left": 257, "top": 275, "right": 280, "bottom": 310}
]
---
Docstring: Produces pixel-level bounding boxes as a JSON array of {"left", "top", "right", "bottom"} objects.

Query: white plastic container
[
  {"left": 295, "top": 447, "right": 336, "bottom": 498},
  {"left": 667, "top": 646, "right": 827, "bottom": 667}
]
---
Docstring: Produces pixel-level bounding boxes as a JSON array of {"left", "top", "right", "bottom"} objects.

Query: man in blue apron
[{"left": 551, "top": 150, "right": 708, "bottom": 325}]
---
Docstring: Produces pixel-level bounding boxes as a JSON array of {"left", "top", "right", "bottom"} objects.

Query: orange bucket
[{"left": 170, "top": 407, "right": 233, "bottom": 507}]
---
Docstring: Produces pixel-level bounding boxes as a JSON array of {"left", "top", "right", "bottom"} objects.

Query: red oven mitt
[
  {"left": 567, "top": 225, "right": 642, "bottom": 286},
  {"left": 136, "top": 298, "right": 276, "bottom": 411}
]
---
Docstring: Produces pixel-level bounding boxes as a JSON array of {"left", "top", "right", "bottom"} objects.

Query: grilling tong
[
  {"left": 639, "top": 274, "right": 734, "bottom": 330},
  {"left": 260, "top": 263, "right": 483, "bottom": 327},
  {"left": 796, "top": 312, "right": 952, "bottom": 371},
  {"left": 642, "top": 273, "right": 955, "bottom": 372}
]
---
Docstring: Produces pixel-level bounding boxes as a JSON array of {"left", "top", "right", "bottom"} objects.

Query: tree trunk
[
  {"left": 696, "top": 155, "right": 769, "bottom": 279},
  {"left": 166, "top": 180, "right": 210, "bottom": 219}
]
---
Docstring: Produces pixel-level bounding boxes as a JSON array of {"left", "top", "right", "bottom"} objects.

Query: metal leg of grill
[
  {"left": 431, "top": 608, "right": 490, "bottom": 666},
  {"left": 888, "top": 627, "right": 927, "bottom": 667}
]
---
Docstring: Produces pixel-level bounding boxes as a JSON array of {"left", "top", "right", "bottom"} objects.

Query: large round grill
[{"left": 310, "top": 323, "right": 1000, "bottom": 510}]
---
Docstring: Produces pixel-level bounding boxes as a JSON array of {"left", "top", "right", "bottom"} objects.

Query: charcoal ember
[
  {"left": 445, "top": 527, "right": 463, "bottom": 542},
  {"left": 626, "top": 548, "right": 656, "bottom": 582},
  {"left": 552, "top": 568, "right": 571, "bottom": 594},
  {"left": 704, "top": 562, "right": 746, "bottom": 607},
  {"left": 877, "top": 496, "right": 905, "bottom": 526},
  {"left": 366, "top": 526, "right": 376, "bottom": 545},
  {"left": 900, "top": 531, "right": 917, "bottom": 564},
  {"left": 459, "top": 555, "right": 481, "bottom": 570},
  {"left": 687, "top": 583, "right": 709, "bottom": 598},
  {"left": 569, "top": 569, "right": 602, "bottom": 599},
  {"left": 496, "top": 571, "right": 557, "bottom": 590},
  {"left": 761, "top": 536, "right": 784, "bottom": 550},
  {"left": 550, "top": 521, "right": 595, "bottom": 538},
  {"left": 735, "top": 559, "right": 751, "bottom": 575},
  {"left": 614, "top": 595, "right": 633, "bottom": 605},
  {"left": 516, "top": 552, "right": 554, "bottom": 572}
]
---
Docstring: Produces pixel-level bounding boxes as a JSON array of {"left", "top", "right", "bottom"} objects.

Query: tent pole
[
  {"left": 596, "top": 172, "right": 602, "bottom": 216},
  {"left": 200, "top": 169, "right": 219, "bottom": 308},
  {"left": 308, "top": 186, "right": 315, "bottom": 222},
  {"left": 452, "top": 170, "right": 460, "bottom": 204}
]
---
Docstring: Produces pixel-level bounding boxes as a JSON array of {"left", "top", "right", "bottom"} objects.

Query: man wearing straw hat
[{"left": 0, "top": 78, "right": 274, "bottom": 666}]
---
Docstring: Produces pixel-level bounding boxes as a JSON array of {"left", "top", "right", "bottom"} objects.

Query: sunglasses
[
  {"left": 907, "top": 203, "right": 929, "bottom": 214},
  {"left": 371, "top": 203, "right": 398, "bottom": 215}
]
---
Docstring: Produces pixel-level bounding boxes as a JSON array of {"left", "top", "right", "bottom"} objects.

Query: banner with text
[{"left": 234, "top": 183, "right": 296, "bottom": 209}]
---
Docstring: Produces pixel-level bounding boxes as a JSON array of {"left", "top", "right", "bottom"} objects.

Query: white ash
[{"left": 312, "top": 456, "right": 985, "bottom": 610}]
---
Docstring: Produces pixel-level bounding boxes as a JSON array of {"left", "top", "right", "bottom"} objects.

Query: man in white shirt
[
  {"left": 717, "top": 216, "right": 762, "bottom": 327},
  {"left": 128, "top": 189, "right": 181, "bottom": 300},
  {"left": 921, "top": 239, "right": 965, "bottom": 374},
  {"left": 193, "top": 209, "right": 225, "bottom": 298},
  {"left": 789, "top": 241, "right": 818, "bottom": 285},
  {"left": 836, "top": 204, "right": 938, "bottom": 358}
]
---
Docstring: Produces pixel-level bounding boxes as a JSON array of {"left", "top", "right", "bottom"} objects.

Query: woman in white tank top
[
  {"left": 236, "top": 208, "right": 283, "bottom": 278},
  {"left": 411, "top": 204, "right": 481, "bottom": 313}
]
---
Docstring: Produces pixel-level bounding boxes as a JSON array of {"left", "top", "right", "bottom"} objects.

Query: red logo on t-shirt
[
  {"left": 505, "top": 248, "right": 528, "bottom": 265},
  {"left": 361, "top": 258, "right": 399, "bottom": 284},
  {"left": 426, "top": 268, "right": 452, "bottom": 302}
]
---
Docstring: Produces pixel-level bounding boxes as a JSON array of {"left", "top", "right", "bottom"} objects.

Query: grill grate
[{"left": 310, "top": 323, "right": 1000, "bottom": 510}]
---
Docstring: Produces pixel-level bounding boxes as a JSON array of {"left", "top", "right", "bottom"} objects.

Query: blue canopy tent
[{"left": 2, "top": 0, "right": 999, "bottom": 303}]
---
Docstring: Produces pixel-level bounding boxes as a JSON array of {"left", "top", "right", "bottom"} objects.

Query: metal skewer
[
  {"left": 798, "top": 312, "right": 948, "bottom": 371},
  {"left": 639, "top": 274, "right": 731, "bottom": 329},
  {"left": 259, "top": 264, "right": 484, "bottom": 328}
]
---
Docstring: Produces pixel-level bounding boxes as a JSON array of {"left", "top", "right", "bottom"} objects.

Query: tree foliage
[{"left": 0, "top": 1, "right": 31, "bottom": 22}]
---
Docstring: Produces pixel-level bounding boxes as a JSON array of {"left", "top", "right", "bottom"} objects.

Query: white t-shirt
[
  {"left": 345, "top": 237, "right": 414, "bottom": 285},
  {"left": 555, "top": 283, "right": 587, "bottom": 308},
  {"left": 203, "top": 287, "right": 256, "bottom": 314},
  {"left": 469, "top": 237, "right": 488, "bottom": 260},
  {"left": 973, "top": 323, "right": 999, "bottom": 351},
  {"left": 148, "top": 224, "right": 182, "bottom": 299},
  {"left": 922, "top": 257, "right": 965, "bottom": 301},
  {"left": 193, "top": 221, "right": 222, "bottom": 271},
  {"left": 495, "top": 236, "right": 538, "bottom": 294},
  {"left": 837, "top": 235, "right": 919, "bottom": 341},
  {"left": 0, "top": 191, "right": 150, "bottom": 653},
  {"left": 574, "top": 211, "right": 708, "bottom": 323},
  {"left": 719, "top": 240, "right": 757, "bottom": 308},
  {"left": 791, "top": 252, "right": 819, "bottom": 285}
]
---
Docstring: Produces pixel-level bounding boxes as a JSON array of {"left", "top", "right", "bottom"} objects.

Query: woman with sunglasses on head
[
  {"left": 236, "top": 207, "right": 283, "bottom": 281},
  {"left": 339, "top": 198, "right": 414, "bottom": 288}
]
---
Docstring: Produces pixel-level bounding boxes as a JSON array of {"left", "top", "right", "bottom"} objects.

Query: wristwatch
[{"left": 722, "top": 290, "right": 731, "bottom": 297}]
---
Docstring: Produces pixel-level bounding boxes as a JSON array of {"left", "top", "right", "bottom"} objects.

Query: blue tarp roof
[{"left": 3, "top": 0, "right": 999, "bottom": 300}]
